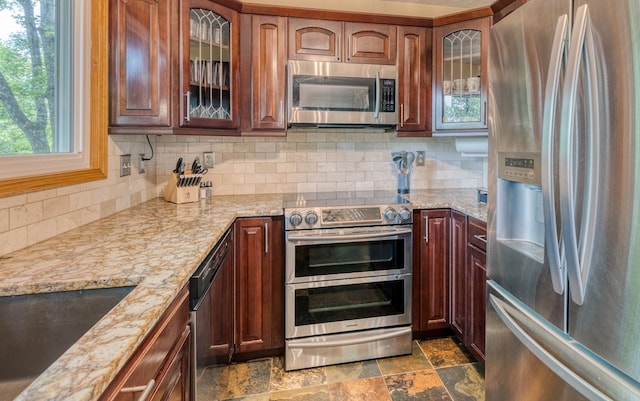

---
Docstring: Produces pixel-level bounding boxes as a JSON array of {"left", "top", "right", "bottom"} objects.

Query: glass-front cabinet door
[
  {"left": 181, "top": 1, "right": 239, "bottom": 130},
  {"left": 434, "top": 17, "right": 490, "bottom": 132}
]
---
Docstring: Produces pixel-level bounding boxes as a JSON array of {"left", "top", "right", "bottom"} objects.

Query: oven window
[
  {"left": 295, "top": 239, "right": 404, "bottom": 277},
  {"left": 294, "top": 280, "right": 405, "bottom": 326}
]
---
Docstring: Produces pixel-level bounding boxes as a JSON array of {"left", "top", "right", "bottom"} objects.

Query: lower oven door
[{"left": 285, "top": 273, "right": 411, "bottom": 339}]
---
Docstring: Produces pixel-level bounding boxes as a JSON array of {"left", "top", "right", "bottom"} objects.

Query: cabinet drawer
[
  {"left": 467, "top": 217, "right": 487, "bottom": 252},
  {"left": 100, "top": 286, "right": 189, "bottom": 401}
]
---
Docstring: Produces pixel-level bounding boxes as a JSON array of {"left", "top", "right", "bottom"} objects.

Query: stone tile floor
[{"left": 196, "top": 336, "right": 485, "bottom": 401}]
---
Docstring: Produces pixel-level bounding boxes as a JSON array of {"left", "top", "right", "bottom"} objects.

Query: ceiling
[{"left": 238, "top": 0, "right": 495, "bottom": 18}]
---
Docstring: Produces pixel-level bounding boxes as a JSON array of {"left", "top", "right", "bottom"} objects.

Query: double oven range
[{"left": 283, "top": 191, "right": 413, "bottom": 371}]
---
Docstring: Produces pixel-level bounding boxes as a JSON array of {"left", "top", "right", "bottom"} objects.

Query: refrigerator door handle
[
  {"left": 489, "top": 281, "right": 640, "bottom": 401},
  {"left": 559, "top": 4, "right": 600, "bottom": 306},
  {"left": 541, "top": 14, "right": 569, "bottom": 295}
]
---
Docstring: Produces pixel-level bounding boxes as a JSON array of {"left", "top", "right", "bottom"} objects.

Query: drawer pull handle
[
  {"left": 473, "top": 234, "right": 487, "bottom": 244},
  {"left": 120, "top": 379, "right": 155, "bottom": 401}
]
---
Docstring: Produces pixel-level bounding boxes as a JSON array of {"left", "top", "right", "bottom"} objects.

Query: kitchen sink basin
[{"left": 0, "top": 286, "right": 135, "bottom": 401}]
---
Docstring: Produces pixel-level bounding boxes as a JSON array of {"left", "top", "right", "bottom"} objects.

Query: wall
[
  {"left": 0, "top": 129, "right": 486, "bottom": 257},
  {"left": 155, "top": 129, "right": 487, "bottom": 196},
  {"left": 0, "top": 135, "right": 157, "bottom": 256}
]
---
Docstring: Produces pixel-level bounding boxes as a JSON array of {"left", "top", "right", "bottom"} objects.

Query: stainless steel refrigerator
[{"left": 487, "top": 0, "right": 640, "bottom": 399}]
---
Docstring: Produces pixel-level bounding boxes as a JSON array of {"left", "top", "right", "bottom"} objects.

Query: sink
[{"left": 0, "top": 286, "right": 135, "bottom": 401}]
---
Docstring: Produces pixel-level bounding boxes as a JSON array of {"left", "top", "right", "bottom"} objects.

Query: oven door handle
[
  {"left": 289, "top": 328, "right": 409, "bottom": 348},
  {"left": 287, "top": 228, "right": 412, "bottom": 242}
]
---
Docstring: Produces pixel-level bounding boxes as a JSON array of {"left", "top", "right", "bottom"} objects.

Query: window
[{"left": 0, "top": 0, "right": 106, "bottom": 197}]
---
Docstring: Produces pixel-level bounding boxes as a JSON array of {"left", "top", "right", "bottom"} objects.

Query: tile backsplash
[
  {"left": 0, "top": 129, "right": 486, "bottom": 256},
  {"left": 155, "top": 128, "right": 487, "bottom": 196}
]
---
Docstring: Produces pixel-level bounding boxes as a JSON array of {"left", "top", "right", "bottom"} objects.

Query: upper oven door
[
  {"left": 287, "top": 60, "right": 397, "bottom": 126},
  {"left": 286, "top": 225, "right": 412, "bottom": 283}
]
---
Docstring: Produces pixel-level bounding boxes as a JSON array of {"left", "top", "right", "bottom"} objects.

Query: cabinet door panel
[
  {"left": 236, "top": 221, "right": 267, "bottom": 352},
  {"left": 468, "top": 245, "right": 486, "bottom": 363},
  {"left": 450, "top": 211, "right": 467, "bottom": 339},
  {"left": 180, "top": 0, "right": 240, "bottom": 130},
  {"left": 288, "top": 18, "right": 341, "bottom": 61},
  {"left": 110, "top": 0, "right": 172, "bottom": 126},
  {"left": 396, "top": 26, "right": 431, "bottom": 135},
  {"left": 413, "top": 209, "right": 450, "bottom": 333},
  {"left": 251, "top": 16, "right": 287, "bottom": 130},
  {"left": 344, "top": 23, "right": 396, "bottom": 64},
  {"left": 234, "top": 217, "right": 284, "bottom": 355},
  {"left": 434, "top": 17, "right": 490, "bottom": 132}
]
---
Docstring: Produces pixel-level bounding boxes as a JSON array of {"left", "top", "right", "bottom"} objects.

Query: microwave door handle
[{"left": 374, "top": 71, "right": 381, "bottom": 119}]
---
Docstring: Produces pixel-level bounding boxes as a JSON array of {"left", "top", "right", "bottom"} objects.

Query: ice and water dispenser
[{"left": 496, "top": 152, "right": 545, "bottom": 263}]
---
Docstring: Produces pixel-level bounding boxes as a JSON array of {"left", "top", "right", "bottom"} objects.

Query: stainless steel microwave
[{"left": 287, "top": 60, "right": 398, "bottom": 127}]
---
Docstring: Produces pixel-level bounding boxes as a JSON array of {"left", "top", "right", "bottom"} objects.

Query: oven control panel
[{"left": 286, "top": 205, "right": 412, "bottom": 230}]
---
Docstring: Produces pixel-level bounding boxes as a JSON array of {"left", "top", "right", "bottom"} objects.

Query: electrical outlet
[
  {"left": 120, "top": 154, "right": 131, "bottom": 177},
  {"left": 416, "top": 151, "right": 426, "bottom": 166},
  {"left": 203, "top": 152, "right": 215, "bottom": 169},
  {"left": 138, "top": 154, "right": 146, "bottom": 174}
]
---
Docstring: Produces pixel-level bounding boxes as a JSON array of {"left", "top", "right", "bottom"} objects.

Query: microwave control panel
[{"left": 380, "top": 79, "right": 396, "bottom": 112}]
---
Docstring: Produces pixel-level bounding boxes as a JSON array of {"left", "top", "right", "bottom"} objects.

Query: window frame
[{"left": 0, "top": 0, "right": 107, "bottom": 199}]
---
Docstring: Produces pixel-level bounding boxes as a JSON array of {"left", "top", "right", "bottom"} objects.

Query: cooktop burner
[{"left": 283, "top": 191, "right": 412, "bottom": 230}]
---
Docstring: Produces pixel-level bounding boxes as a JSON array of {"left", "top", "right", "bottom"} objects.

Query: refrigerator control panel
[{"left": 497, "top": 152, "right": 540, "bottom": 185}]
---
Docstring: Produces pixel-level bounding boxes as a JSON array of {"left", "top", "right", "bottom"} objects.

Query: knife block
[{"left": 164, "top": 172, "right": 200, "bottom": 204}]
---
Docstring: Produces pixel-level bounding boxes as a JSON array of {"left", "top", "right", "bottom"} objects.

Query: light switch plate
[{"left": 120, "top": 154, "right": 131, "bottom": 177}]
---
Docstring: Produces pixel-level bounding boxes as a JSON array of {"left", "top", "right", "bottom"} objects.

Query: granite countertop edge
[{"left": 0, "top": 189, "right": 486, "bottom": 401}]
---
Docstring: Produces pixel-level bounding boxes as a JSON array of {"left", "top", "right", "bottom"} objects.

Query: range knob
[
  {"left": 305, "top": 211, "right": 318, "bottom": 225},
  {"left": 289, "top": 212, "right": 303, "bottom": 226},
  {"left": 398, "top": 207, "right": 411, "bottom": 221},
  {"left": 384, "top": 207, "right": 398, "bottom": 222}
]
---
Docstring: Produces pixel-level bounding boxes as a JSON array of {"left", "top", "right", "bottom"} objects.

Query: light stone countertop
[{"left": 0, "top": 189, "right": 486, "bottom": 401}]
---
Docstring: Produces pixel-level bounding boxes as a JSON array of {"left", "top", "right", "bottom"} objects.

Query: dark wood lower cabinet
[
  {"left": 234, "top": 216, "right": 285, "bottom": 359},
  {"left": 450, "top": 211, "right": 467, "bottom": 338},
  {"left": 100, "top": 287, "right": 190, "bottom": 401},
  {"left": 466, "top": 217, "right": 487, "bottom": 364},
  {"left": 412, "top": 209, "right": 450, "bottom": 335},
  {"left": 412, "top": 209, "right": 487, "bottom": 365},
  {"left": 468, "top": 245, "right": 486, "bottom": 363}
]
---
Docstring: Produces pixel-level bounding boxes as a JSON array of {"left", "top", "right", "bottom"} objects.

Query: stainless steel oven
[{"left": 283, "top": 192, "right": 413, "bottom": 371}]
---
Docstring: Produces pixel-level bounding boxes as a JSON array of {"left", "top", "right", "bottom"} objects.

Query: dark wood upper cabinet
[
  {"left": 396, "top": 25, "right": 432, "bottom": 136},
  {"left": 343, "top": 22, "right": 396, "bottom": 64},
  {"left": 179, "top": 0, "right": 240, "bottom": 131},
  {"left": 288, "top": 18, "right": 396, "bottom": 64},
  {"left": 240, "top": 14, "right": 287, "bottom": 133},
  {"left": 109, "top": 0, "right": 241, "bottom": 135},
  {"left": 109, "top": 0, "right": 176, "bottom": 128},
  {"left": 288, "top": 18, "right": 342, "bottom": 61},
  {"left": 433, "top": 17, "right": 491, "bottom": 132}
]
